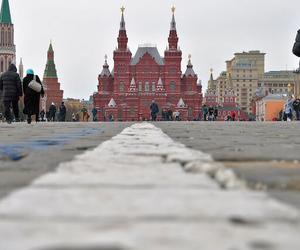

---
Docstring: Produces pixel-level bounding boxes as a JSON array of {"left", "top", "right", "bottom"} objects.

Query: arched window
[
  {"left": 145, "top": 82, "right": 150, "bottom": 92},
  {"left": 138, "top": 82, "right": 142, "bottom": 92},
  {"left": 119, "top": 82, "right": 125, "bottom": 92},
  {"left": 8, "top": 29, "right": 10, "bottom": 44},
  {"left": 103, "top": 82, "right": 108, "bottom": 91},
  {"left": 1, "top": 29, "right": 4, "bottom": 45},
  {"left": 152, "top": 82, "right": 156, "bottom": 92},
  {"left": 170, "top": 81, "right": 176, "bottom": 92}
]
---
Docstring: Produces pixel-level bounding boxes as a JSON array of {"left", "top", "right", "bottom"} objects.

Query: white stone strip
[{"left": 0, "top": 123, "right": 299, "bottom": 250}]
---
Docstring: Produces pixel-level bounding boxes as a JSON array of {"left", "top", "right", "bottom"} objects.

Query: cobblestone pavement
[
  {"left": 0, "top": 122, "right": 131, "bottom": 199},
  {"left": 0, "top": 122, "right": 299, "bottom": 250},
  {"left": 157, "top": 122, "right": 300, "bottom": 209}
]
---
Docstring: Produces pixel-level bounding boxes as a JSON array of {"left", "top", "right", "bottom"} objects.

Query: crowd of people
[{"left": 0, "top": 64, "right": 95, "bottom": 124}]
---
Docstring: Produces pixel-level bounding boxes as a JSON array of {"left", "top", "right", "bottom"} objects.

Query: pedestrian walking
[
  {"left": 23, "top": 69, "right": 44, "bottom": 124},
  {"left": 202, "top": 105, "right": 208, "bottom": 121},
  {"left": 208, "top": 106, "right": 215, "bottom": 121},
  {"left": 58, "top": 102, "right": 66, "bottom": 122},
  {"left": 81, "top": 107, "right": 89, "bottom": 122},
  {"left": 292, "top": 97, "right": 300, "bottom": 121},
  {"left": 40, "top": 110, "right": 45, "bottom": 122},
  {"left": 231, "top": 111, "right": 236, "bottom": 121},
  {"left": 214, "top": 107, "right": 218, "bottom": 121},
  {"left": 0, "top": 64, "right": 22, "bottom": 124},
  {"left": 92, "top": 107, "right": 98, "bottom": 122},
  {"left": 150, "top": 100, "right": 159, "bottom": 121},
  {"left": 49, "top": 102, "right": 57, "bottom": 122},
  {"left": 283, "top": 95, "right": 295, "bottom": 121},
  {"left": 174, "top": 111, "right": 180, "bottom": 121},
  {"left": 72, "top": 113, "right": 76, "bottom": 122}
]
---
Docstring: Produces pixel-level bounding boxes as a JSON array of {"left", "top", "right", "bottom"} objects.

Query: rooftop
[{"left": 131, "top": 46, "right": 164, "bottom": 66}]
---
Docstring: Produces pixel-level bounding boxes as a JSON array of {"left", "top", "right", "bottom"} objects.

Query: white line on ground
[{"left": 0, "top": 123, "right": 299, "bottom": 250}]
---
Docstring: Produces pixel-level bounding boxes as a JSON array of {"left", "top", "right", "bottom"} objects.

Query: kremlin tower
[
  {"left": 41, "top": 42, "right": 64, "bottom": 111},
  {"left": 0, "top": 0, "right": 15, "bottom": 73}
]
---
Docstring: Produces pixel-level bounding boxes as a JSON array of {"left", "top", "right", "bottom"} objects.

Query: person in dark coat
[
  {"left": 293, "top": 29, "right": 300, "bottom": 71},
  {"left": 92, "top": 107, "right": 98, "bottom": 122},
  {"left": 150, "top": 100, "right": 159, "bottom": 121},
  {"left": 58, "top": 102, "right": 66, "bottom": 122},
  {"left": 23, "top": 69, "right": 44, "bottom": 124},
  {"left": 0, "top": 64, "right": 22, "bottom": 123},
  {"left": 49, "top": 103, "right": 57, "bottom": 122},
  {"left": 40, "top": 110, "right": 45, "bottom": 122},
  {"left": 293, "top": 97, "right": 300, "bottom": 121}
]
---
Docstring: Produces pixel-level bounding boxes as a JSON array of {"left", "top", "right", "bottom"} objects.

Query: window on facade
[
  {"left": 152, "top": 82, "right": 156, "bottom": 92},
  {"left": 103, "top": 82, "right": 108, "bottom": 91},
  {"left": 138, "top": 82, "right": 142, "bottom": 92},
  {"left": 119, "top": 82, "right": 125, "bottom": 92},
  {"left": 170, "top": 82, "right": 176, "bottom": 92},
  {"left": 0, "top": 60, "right": 3, "bottom": 72},
  {"left": 145, "top": 82, "right": 150, "bottom": 92}
]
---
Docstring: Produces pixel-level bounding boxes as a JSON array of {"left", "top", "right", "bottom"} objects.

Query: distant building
[
  {"left": 259, "top": 71, "right": 295, "bottom": 95},
  {"left": 251, "top": 71, "right": 298, "bottom": 118},
  {"left": 256, "top": 94, "right": 286, "bottom": 121},
  {"left": 225, "top": 51, "right": 265, "bottom": 113},
  {"left": 41, "top": 42, "right": 64, "bottom": 111},
  {"left": 93, "top": 7, "right": 203, "bottom": 121},
  {"left": 0, "top": 0, "right": 15, "bottom": 73},
  {"left": 204, "top": 70, "right": 248, "bottom": 121}
]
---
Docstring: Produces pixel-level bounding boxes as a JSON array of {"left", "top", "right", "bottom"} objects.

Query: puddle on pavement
[{"left": 0, "top": 128, "right": 101, "bottom": 162}]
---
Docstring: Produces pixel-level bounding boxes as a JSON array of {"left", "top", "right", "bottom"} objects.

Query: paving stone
[{"left": 0, "top": 122, "right": 299, "bottom": 250}]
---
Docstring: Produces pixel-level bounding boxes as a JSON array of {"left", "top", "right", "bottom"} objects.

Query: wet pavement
[
  {"left": 0, "top": 123, "right": 299, "bottom": 250},
  {"left": 0, "top": 122, "right": 132, "bottom": 199}
]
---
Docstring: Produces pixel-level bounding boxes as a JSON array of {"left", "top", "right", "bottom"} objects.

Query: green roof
[
  {"left": 44, "top": 43, "right": 57, "bottom": 78},
  {"left": 0, "top": 0, "right": 12, "bottom": 24}
]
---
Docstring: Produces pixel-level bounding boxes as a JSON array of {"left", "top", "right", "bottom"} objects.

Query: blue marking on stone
[{"left": 0, "top": 127, "right": 101, "bottom": 161}]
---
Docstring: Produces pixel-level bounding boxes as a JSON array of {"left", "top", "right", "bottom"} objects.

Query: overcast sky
[{"left": 11, "top": 0, "right": 300, "bottom": 100}]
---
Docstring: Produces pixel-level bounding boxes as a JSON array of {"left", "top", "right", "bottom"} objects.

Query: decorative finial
[
  {"left": 188, "top": 54, "right": 192, "bottom": 60},
  {"left": 210, "top": 68, "right": 213, "bottom": 73},
  {"left": 121, "top": 6, "right": 125, "bottom": 14},
  {"left": 105, "top": 54, "right": 108, "bottom": 61},
  {"left": 171, "top": 6, "right": 176, "bottom": 14}
]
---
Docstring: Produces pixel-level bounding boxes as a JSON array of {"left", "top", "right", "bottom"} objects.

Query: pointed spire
[
  {"left": 170, "top": 6, "right": 176, "bottom": 31},
  {"left": 117, "top": 6, "right": 128, "bottom": 50},
  {"left": 48, "top": 40, "right": 54, "bottom": 52},
  {"left": 0, "top": 0, "right": 12, "bottom": 24},
  {"left": 209, "top": 68, "right": 214, "bottom": 81},
  {"left": 44, "top": 41, "right": 57, "bottom": 78},
  {"left": 100, "top": 55, "right": 111, "bottom": 77},
  {"left": 120, "top": 6, "right": 126, "bottom": 31},
  {"left": 168, "top": 6, "right": 179, "bottom": 50},
  {"left": 184, "top": 55, "right": 196, "bottom": 77}
]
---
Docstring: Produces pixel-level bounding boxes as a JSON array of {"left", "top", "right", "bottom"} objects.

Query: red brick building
[
  {"left": 41, "top": 43, "right": 64, "bottom": 111},
  {"left": 93, "top": 8, "right": 202, "bottom": 121}
]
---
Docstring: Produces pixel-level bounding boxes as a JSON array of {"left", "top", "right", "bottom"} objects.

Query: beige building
[
  {"left": 259, "top": 71, "right": 296, "bottom": 96},
  {"left": 225, "top": 51, "right": 265, "bottom": 113}
]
